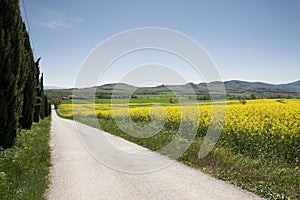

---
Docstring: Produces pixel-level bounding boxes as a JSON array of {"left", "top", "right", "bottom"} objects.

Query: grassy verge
[
  {"left": 60, "top": 112, "right": 300, "bottom": 200},
  {"left": 0, "top": 116, "right": 51, "bottom": 200},
  {"left": 56, "top": 107, "right": 73, "bottom": 120},
  {"left": 179, "top": 140, "right": 300, "bottom": 200}
]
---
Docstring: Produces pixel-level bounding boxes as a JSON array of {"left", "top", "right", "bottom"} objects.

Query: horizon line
[{"left": 45, "top": 79, "right": 299, "bottom": 90}]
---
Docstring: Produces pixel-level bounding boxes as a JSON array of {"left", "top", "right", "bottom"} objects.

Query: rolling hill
[{"left": 45, "top": 80, "right": 300, "bottom": 99}]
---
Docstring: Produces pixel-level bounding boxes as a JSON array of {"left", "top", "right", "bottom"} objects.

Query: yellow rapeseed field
[{"left": 58, "top": 99, "right": 300, "bottom": 162}]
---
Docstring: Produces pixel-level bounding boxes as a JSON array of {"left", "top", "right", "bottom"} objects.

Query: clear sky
[{"left": 20, "top": 0, "right": 300, "bottom": 88}]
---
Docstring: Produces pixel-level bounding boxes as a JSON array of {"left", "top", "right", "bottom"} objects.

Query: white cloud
[
  {"left": 39, "top": 20, "right": 68, "bottom": 29},
  {"left": 39, "top": 17, "right": 84, "bottom": 30},
  {"left": 35, "top": 8, "right": 84, "bottom": 30}
]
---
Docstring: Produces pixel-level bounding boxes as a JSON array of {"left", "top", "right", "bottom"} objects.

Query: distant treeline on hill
[
  {"left": 0, "top": 0, "right": 50, "bottom": 149},
  {"left": 45, "top": 80, "right": 300, "bottom": 100}
]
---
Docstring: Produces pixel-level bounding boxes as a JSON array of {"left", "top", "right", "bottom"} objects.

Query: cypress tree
[
  {"left": 16, "top": 23, "right": 27, "bottom": 127},
  {"left": 19, "top": 27, "right": 36, "bottom": 129},
  {"left": 44, "top": 95, "right": 50, "bottom": 117},
  {"left": 0, "top": 0, "right": 24, "bottom": 148},
  {"left": 33, "top": 58, "right": 41, "bottom": 123},
  {"left": 40, "top": 73, "right": 45, "bottom": 119},
  {"left": 0, "top": 0, "right": 50, "bottom": 148},
  {"left": 48, "top": 101, "right": 52, "bottom": 116}
]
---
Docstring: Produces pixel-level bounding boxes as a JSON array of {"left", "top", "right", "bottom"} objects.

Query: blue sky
[{"left": 20, "top": 0, "right": 300, "bottom": 87}]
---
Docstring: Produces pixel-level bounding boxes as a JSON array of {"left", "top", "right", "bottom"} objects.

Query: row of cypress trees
[{"left": 0, "top": 0, "right": 51, "bottom": 149}]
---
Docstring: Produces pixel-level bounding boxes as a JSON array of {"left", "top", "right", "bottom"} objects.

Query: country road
[{"left": 46, "top": 108, "right": 264, "bottom": 200}]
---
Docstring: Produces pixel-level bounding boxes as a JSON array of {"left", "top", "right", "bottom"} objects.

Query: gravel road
[{"left": 46, "top": 108, "right": 264, "bottom": 200}]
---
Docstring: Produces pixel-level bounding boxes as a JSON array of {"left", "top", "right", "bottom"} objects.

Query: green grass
[
  {"left": 0, "top": 117, "right": 51, "bottom": 200},
  {"left": 62, "top": 98, "right": 179, "bottom": 104},
  {"left": 179, "top": 140, "right": 300, "bottom": 200},
  {"left": 61, "top": 97, "right": 244, "bottom": 105},
  {"left": 75, "top": 116, "right": 175, "bottom": 152}
]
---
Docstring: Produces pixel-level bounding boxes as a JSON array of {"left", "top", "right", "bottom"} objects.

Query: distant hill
[
  {"left": 280, "top": 80, "right": 300, "bottom": 92},
  {"left": 223, "top": 80, "right": 300, "bottom": 96},
  {"left": 45, "top": 80, "right": 300, "bottom": 99}
]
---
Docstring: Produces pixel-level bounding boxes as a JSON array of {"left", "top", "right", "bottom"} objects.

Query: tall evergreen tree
[
  {"left": 0, "top": 0, "right": 24, "bottom": 148},
  {"left": 44, "top": 95, "right": 51, "bottom": 117},
  {"left": 19, "top": 27, "right": 36, "bottom": 129},
  {"left": 0, "top": 0, "right": 50, "bottom": 148},
  {"left": 40, "top": 73, "right": 45, "bottom": 119},
  {"left": 16, "top": 23, "right": 27, "bottom": 127},
  {"left": 33, "top": 58, "right": 41, "bottom": 123}
]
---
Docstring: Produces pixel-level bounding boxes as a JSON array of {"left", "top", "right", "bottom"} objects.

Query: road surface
[{"left": 46, "top": 108, "right": 264, "bottom": 200}]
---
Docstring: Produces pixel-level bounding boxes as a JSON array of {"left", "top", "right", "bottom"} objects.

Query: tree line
[{"left": 0, "top": 0, "right": 50, "bottom": 149}]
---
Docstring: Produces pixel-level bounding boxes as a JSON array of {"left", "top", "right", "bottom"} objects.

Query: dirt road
[{"left": 46, "top": 109, "right": 264, "bottom": 200}]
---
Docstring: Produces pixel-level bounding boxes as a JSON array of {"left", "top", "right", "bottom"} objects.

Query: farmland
[{"left": 57, "top": 98, "right": 300, "bottom": 199}]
